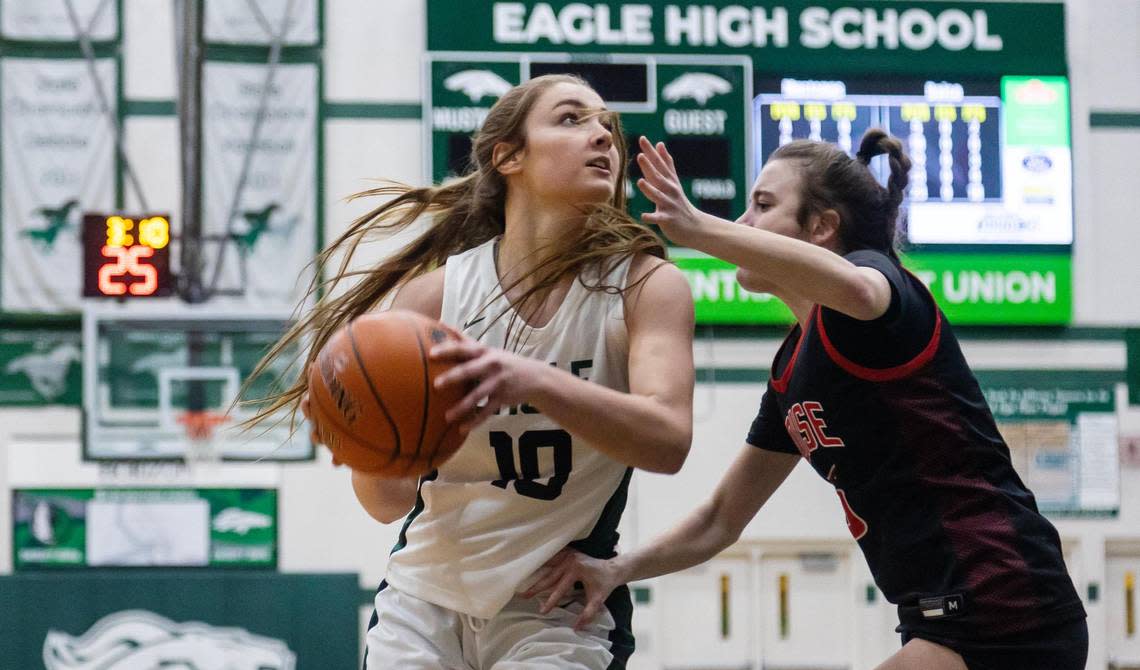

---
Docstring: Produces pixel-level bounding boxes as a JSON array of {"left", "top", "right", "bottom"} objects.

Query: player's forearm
[
  {"left": 692, "top": 213, "right": 873, "bottom": 311},
  {"left": 614, "top": 500, "right": 736, "bottom": 582},
  {"left": 530, "top": 369, "right": 691, "bottom": 474},
  {"left": 351, "top": 471, "right": 418, "bottom": 524}
]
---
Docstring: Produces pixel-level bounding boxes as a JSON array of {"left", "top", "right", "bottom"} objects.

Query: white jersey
[{"left": 385, "top": 237, "right": 634, "bottom": 619}]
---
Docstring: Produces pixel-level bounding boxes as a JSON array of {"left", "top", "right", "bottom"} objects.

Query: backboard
[{"left": 82, "top": 307, "right": 312, "bottom": 462}]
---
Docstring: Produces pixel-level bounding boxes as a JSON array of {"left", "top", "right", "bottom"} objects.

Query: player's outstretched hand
[
  {"left": 429, "top": 325, "right": 553, "bottom": 433},
  {"left": 523, "top": 548, "right": 625, "bottom": 630},
  {"left": 636, "top": 136, "right": 703, "bottom": 247}
]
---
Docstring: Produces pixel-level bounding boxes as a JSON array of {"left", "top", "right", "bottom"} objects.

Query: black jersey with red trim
[{"left": 747, "top": 250, "right": 1085, "bottom": 641}]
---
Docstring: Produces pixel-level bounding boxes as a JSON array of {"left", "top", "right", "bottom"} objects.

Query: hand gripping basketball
[{"left": 306, "top": 310, "right": 467, "bottom": 477}]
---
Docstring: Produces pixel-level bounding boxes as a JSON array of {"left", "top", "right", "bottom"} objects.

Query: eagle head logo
[
  {"left": 662, "top": 73, "right": 733, "bottom": 106},
  {"left": 443, "top": 70, "right": 513, "bottom": 103}
]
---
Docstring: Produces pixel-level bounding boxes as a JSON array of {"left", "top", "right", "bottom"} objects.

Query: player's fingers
[
  {"left": 459, "top": 395, "right": 501, "bottom": 432},
  {"left": 541, "top": 571, "right": 579, "bottom": 614},
  {"left": 636, "top": 178, "right": 669, "bottom": 205},
  {"left": 657, "top": 141, "right": 678, "bottom": 175},
  {"left": 638, "top": 136, "right": 669, "bottom": 173},
  {"left": 636, "top": 154, "right": 683, "bottom": 199},
  {"left": 446, "top": 366, "right": 506, "bottom": 419},
  {"left": 636, "top": 152, "right": 671, "bottom": 187},
  {"left": 447, "top": 371, "right": 504, "bottom": 423},
  {"left": 429, "top": 338, "right": 483, "bottom": 362},
  {"left": 640, "top": 212, "right": 670, "bottom": 228},
  {"left": 522, "top": 567, "right": 565, "bottom": 599},
  {"left": 435, "top": 353, "right": 498, "bottom": 390},
  {"left": 575, "top": 598, "right": 604, "bottom": 630}
]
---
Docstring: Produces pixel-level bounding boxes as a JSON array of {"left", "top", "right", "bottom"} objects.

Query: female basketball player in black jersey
[{"left": 529, "top": 130, "right": 1088, "bottom": 670}]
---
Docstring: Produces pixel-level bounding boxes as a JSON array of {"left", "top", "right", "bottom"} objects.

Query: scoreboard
[
  {"left": 756, "top": 76, "right": 1072, "bottom": 247},
  {"left": 426, "top": 53, "right": 752, "bottom": 225},
  {"left": 82, "top": 213, "right": 174, "bottom": 298},
  {"left": 424, "top": 0, "right": 1072, "bottom": 326}
]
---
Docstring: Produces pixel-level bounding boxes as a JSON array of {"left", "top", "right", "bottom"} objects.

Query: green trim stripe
[
  {"left": 696, "top": 324, "right": 1130, "bottom": 341},
  {"left": 0, "top": 43, "right": 119, "bottom": 58},
  {"left": 569, "top": 468, "right": 632, "bottom": 559},
  {"left": 124, "top": 99, "right": 177, "bottom": 116},
  {"left": 324, "top": 102, "right": 421, "bottom": 119},
  {"left": 203, "top": 45, "right": 321, "bottom": 63},
  {"left": 1090, "top": 111, "right": 1140, "bottom": 129},
  {"left": 389, "top": 470, "right": 436, "bottom": 556},
  {"left": 696, "top": 368, "right": 769, "bottom": 383},
  {"left": 317, "top": 55, "right": 326, "bottom": 265},
  {"left": 692, "top": 368, "right": 1125, "bottom": 385}
]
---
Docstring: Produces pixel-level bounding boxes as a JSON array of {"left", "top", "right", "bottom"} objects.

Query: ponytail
[
  {"left": 771, "top": 128, "right": 911, "bottom": 261},
  {"left": 856, "top": 128, "right": 911, "bottom": 214}
]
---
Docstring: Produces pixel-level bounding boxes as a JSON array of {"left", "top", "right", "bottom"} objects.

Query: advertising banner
[
  {"left": 977, "top": 371, "right": 1119, "bottom": 516},
  {"left": 13, "top": 488, "right": 278, "bottom": 569},
  {"left": 675, "top": 251, "right": 1071, "bottom": 325}
]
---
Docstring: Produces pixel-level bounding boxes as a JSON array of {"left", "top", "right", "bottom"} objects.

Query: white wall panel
[
  {"left": 326, "top": 0, "right": 423, "bottom": 101},
  {"left": 123, "top": 0, "right": 176, "bottom": 100}
]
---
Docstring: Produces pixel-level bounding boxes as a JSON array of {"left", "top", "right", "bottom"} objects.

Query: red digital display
[{"left": 82, "top": 213, "right": 173, "bottom": 298}]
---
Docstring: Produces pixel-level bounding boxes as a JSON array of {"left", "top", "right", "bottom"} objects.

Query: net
[{"left": 177, "top": 411, "right": 230, "bottom": 470}]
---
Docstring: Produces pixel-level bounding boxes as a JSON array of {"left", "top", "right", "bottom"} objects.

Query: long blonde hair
[{"left": 244, "top": 74, "right": 666, "bottom": 429}]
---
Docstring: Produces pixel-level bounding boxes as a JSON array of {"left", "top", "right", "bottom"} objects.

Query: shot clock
[{"left": 82, "top": 213, "right": 174, "bottom": 298}]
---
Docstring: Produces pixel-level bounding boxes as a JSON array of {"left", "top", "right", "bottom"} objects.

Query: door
[
  {"left": 759, "top": 553, "right": 852, "bottom": 670},
  {"left": 1108, "top": 554, "right": 1140, "bottom": 668},
  {"left": 658, "top": 556, "right": 752, "bottom": 669}
]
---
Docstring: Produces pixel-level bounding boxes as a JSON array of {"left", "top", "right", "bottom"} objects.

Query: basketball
[{"left": 306, "top": 310, "right": 467, "bottom": 477}]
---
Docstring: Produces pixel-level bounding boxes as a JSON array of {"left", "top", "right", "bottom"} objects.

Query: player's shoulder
[
  {"left": 623, "top": 252, "right": 693, "bottom": 323},
  {"left": 627, "top": 252, "right": 685, "bottom": 289},
  {"left": 390, "top": 267, "right": 445, "bottom": 320}
]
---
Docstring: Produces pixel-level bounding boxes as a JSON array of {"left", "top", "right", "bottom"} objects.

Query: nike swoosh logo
[{"left": 462, "top": 316, "right": 486, "bottom": 330}]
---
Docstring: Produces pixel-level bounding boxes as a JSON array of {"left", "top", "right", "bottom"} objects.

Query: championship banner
[
  {"left": 201, "top": 61, "right": 318, "bottom": 311},
  {"left": 204, "top": 0, "right": 319, "bottom": 46},
  {"left": 1, "top": 57, "right": 116, "bottom": 313},
  {"left": 0, "top": 572, "right": 359, "bottom": 669},
  {"left": 0, "top": 326, "right": 81, "bottom": 405},
  {"left": 13, "top": 488, "right": 279, "bottom": 569},
  {"left": 0, "top": 0, "right": 118, "bottom": 42}
]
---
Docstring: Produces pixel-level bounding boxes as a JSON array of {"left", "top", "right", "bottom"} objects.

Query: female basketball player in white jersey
[{"left": 253, "top": 75, "right": 695, "bottom": 669}]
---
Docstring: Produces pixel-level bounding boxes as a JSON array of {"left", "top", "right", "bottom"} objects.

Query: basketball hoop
[{"left": 177, "top": 411, "right": 229, "bottom": 470}]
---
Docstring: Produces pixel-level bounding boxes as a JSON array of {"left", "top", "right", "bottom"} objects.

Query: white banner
[
  {"left": 2, "top": 57, "right": 116, "bottom": 312},
  {"left": 1, "top": 0, "right": 117, "bottom": 41},
  {"left": 201, "top": 61, "right": 317, "bottom": 311},
  {"left": 204, "top": 0, "right": 318, "bottom": 46}
]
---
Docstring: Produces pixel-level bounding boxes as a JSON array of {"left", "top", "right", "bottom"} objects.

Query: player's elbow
[
  {"left": 838, "top": 270, "right": 891, "bottom": 321},
  {"left": 365, "top": 506, "right": 408, "bottom": 525},
  {"left": 652, "top": 431, "right": 692, "bottom": 475},
  {"left": 709, "top": 506, "right": 744, "bottom": 550},
  {"left": 351, "top": 471, "right": 415, "bottom": 524}
]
